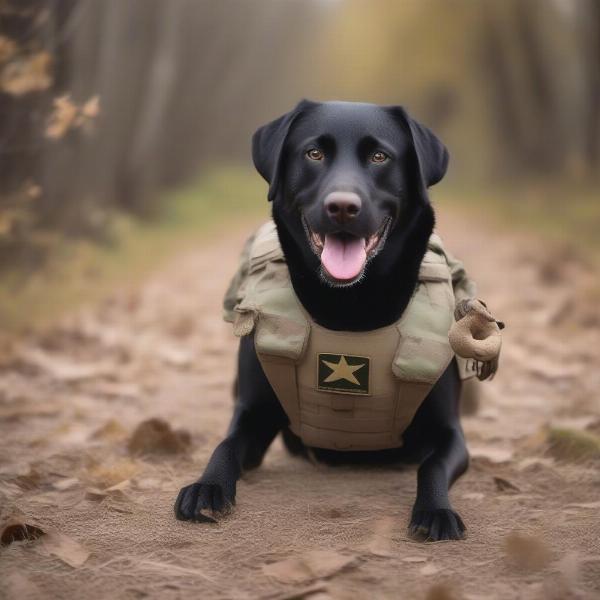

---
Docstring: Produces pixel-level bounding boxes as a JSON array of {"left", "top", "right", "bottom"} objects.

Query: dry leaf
[
  {"left": 85, "top": 485, "right": 133, "bottom": 505},
  {"left": 18, "top": 348, "right": 115, "bottom": 382},
  {"left": 493, "top": 476, "right": 520, "bottom": 493},
  {"left": 157, "top": 346, "right": 193, "bottom": 368},
  {"left": 401, "top": 556, "right": 428, "bottom": 563},
  {"left": 128, "top": 418, "right": 191, "bottom": 456},
  {"left": 1, "top": 517, "right": 45, "bottom": 545},
  {"left": 504, "top": 532, "right": 551, "bottom": 572},
  {"left": 81, "top": 95, "right": 100, "bottom": 119},
  {"left": 91, "top": 419, "right": 129, "bottom": 441},
  {"left": 262, "top": 550, "right": 357, "bottom": 584},
  {"left": 0, "top": 51, "right": 52, "bottom": 95},
  {"left": 469, "top": 444, "right": 513, "bottom": 464},
  {"left": 86, "top": 459, "right": 139, "bottom": 488},
  {"left": 52, "top": 477, "right": 80, "bottom": 491},
  {"left": 40, "top": 530, "right": 90, "bottom": 568},
  {"left": 45, "top": 95, "right": 78, "bottom": 139},
  {"left": 366, "top": 516, "right": 395, "bottom": 557},
  {"left": 14, "top": 467, "right": 44, "bottom": 491}
]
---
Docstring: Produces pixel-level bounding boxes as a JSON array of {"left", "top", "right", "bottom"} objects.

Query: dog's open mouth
[{"left": 302, "top": 216, "right": 392, "bottom": 285}]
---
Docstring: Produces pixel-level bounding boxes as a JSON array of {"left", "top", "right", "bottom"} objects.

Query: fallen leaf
[
  {"left": 81, "top": 95, "right": 100, "bottom": 119},
  {"left": 45, "top": 95, "right": 78, "bottom": 139},
  {"left": 40, "top": 530, "right": 90, "bottom": 568},
  {"left": 469, "top": 445, "right": 513, "bottom": 464},
  {"left": 366, "top": 516, "right": 395, "bottom": 557},
  {"left": 157, "top": 346, "right": 193, "bottom": 368},
  {"left": 504, "top": 532, "right": 551, "bottom": 572},
  {"left": 264, "top": 584, "right": 330, "bottom": 600},
  {"left": 52, "top": 477, "right": 80, "bottom": 491},
  {"left": 1, "top": 517, "right": 45, "bottom": 545},
  {"left": 128, "top": 418, "right": 191, "bottom": 456},
  {"left": 14, "top": 467, "right": 44, "bottom": 491},
  {"left": 262, "top": 550, "right": 357, "bottom": 584},
  {"left": 18, "top": 348, "right": 115, "bottom": 382},
  {"left": 0, "top": 51, "right": 52, "bottom": 95},
  {"left": 493, "top": 477, "right": 521, "bottom": 493},
  {"left": 91, "top": 419, "right": 129, "bottom": 441},
  {"left": 86, "top": 459, "right": 139, "bottom": 488}
]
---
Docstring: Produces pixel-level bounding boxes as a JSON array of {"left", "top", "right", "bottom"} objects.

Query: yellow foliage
[
  {"left": 0, "top": 51, "right": 52, "bottom": 95},
  {"left": 45, "top": 94, "right": 101, "bottom": 139}
]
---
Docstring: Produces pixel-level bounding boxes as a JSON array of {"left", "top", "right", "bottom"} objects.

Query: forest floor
[{"left": 1, "top": 207, "right": 600, "bottom": 600}]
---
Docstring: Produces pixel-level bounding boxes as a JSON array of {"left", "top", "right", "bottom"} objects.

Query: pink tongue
[{"left": 321, "top": 234, "right": 367, "bottom": 280}]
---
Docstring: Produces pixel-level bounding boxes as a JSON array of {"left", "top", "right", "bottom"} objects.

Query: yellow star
[{"left": 322, "top": 355, "right": 365, "bottom": 385}]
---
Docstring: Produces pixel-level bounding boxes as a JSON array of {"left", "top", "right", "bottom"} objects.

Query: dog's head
[{"left": 252, "top": 100, "right": 448, "bottom": 287}]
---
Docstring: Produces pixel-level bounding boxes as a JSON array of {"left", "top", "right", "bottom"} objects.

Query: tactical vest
[{"left": 224, "top": 221, "right": 468, "bottom": 451}]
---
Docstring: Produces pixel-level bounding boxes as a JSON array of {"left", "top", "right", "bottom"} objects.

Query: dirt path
[{"left": 1, "top": 209, "right": 599, "bottom": 600}]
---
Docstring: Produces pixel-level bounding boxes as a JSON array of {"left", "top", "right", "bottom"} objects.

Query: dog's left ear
[
  {"left": 252, "top": 99, "right": 317, "bottom": 202},
  {"left": 385, "top": 106, "right": 449, "bottom": 190}
]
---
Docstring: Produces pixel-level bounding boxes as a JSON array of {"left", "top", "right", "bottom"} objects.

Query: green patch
[{"left": 317, "top": 353, "right": 370, "bottom": 395}]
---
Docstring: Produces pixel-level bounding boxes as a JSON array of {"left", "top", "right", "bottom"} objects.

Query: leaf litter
[{"left": 1, "top": 215, "right": 600, "bottom": 598}]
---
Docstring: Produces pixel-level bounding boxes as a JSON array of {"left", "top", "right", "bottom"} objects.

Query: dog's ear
[
  {"left": 385, "top": 106, "right": 449, "bottom": 190},
  {"left": 252, "top": 99, "right": 317, "bottom": 202}
]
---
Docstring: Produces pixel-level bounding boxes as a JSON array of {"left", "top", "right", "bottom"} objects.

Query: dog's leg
[
  {"left": 174, "top": 334, "right": 287, "bottom": 522},
  {"left": 405, "top": 361, "right": 469, "bottom": 541},
  {"left": 408, "top": 426, "right": 468, "bottom": 541}
]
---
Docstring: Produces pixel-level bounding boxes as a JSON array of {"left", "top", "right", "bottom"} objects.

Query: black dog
[{"left": 175, "top": 100, "right": 469, "bottom": 541}]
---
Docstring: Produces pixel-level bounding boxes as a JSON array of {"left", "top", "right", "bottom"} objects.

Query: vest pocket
[{"left": 392, "top": 334, "right": 454, "bottom": 384}]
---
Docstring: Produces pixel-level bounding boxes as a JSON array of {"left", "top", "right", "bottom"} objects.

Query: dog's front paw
[
  {"left": 174, "top": 481, "right": 234, "bottom": 523},
  {"left": 408, "top": 508, "right": 466, "bottom": 542}
]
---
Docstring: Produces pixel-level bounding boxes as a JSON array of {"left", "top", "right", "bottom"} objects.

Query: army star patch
[{"left": 317, "top": 353, "right": 370, "bottom": 395}]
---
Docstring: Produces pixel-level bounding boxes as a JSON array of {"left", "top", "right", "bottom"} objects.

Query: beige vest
[{"left": 226, "top": 221, "right": 462, "bottom": 451}]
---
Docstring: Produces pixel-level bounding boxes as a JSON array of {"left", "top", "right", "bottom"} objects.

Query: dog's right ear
[{"left": 252, "top": 99, "right": 317, "bottom": 202}]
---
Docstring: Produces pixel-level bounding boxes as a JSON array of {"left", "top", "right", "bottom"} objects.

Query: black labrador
[{"left": 175, "top": 100, "right": 469, "bottom": 541}]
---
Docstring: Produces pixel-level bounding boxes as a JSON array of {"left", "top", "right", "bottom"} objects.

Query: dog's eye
[
  {"left": 306, "top": 148, "right": 324, "bottom": 161},
  {"left": 371, "top": 151, "right": 389, "bottom": 163}
]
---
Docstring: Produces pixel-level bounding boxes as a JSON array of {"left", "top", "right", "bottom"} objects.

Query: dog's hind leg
[
  {"left": 174, "top": 334, "right": 288, "bottom": 522},
  {"left": 404, "top": 361, "right": 469, "bottom": 541}
]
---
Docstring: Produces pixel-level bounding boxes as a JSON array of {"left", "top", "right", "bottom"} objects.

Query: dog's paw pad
[
  {"left": 408, "top": 508, "right": 466, "bottom": 542},
  {"left": 174, "top": 482, "right": 234, "bottom": 522}
]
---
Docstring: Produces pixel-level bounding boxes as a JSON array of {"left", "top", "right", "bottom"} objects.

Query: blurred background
[
  {"left": 0, "top": 0, "right": 598, "bottom": 331},
  {"left": 2, "top": 4, "right": 600, "bottom": 596}
]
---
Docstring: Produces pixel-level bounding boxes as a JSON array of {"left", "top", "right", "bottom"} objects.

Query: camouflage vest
[{"left": 224, "top": 221, "right": 464, "bottom": 451}]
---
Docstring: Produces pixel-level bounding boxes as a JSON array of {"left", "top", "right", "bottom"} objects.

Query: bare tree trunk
[{"left": 582, "top": 0, "right": 600, "bottom": 175}]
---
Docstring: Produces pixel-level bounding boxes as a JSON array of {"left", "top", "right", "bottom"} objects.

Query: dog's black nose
[{"left": 324, "top": 192, "right": 361, "bottom": 225}]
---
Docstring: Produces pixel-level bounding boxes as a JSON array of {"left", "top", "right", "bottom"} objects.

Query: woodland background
[
  {"left": 1, "top": 3, "right": 600, "bottom": 599},
  {"left": 0, "top": 0, "right": 599, "bottom": 327}
]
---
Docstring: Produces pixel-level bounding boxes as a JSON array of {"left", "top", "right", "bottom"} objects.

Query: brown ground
[{"left": 1, "top": 208, "right": 600, "bottom": 600}]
